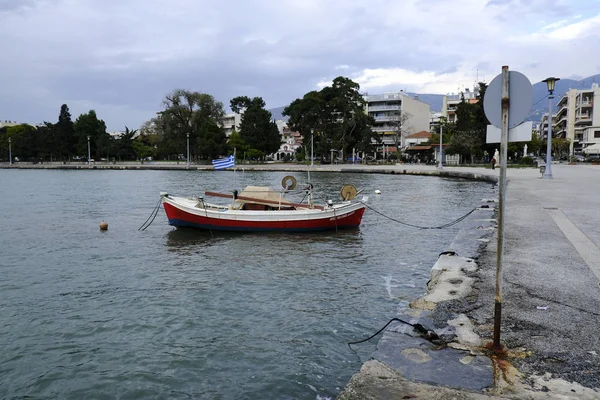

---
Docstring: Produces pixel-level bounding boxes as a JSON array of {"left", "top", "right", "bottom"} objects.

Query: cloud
[{"left": 1, "top": 0, "right": 600, "bottom": 130}]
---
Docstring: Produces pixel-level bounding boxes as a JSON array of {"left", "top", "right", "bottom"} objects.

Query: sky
[{"left": 1, "top": 0, "right": 600, "bottom": 131}]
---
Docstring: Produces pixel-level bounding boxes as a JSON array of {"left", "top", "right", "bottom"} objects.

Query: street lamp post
[
  {"left": 437, "top": 123, "right": 443, "bottom": 169},
  {"left": 8, "top": 137, "right": 12, "bottom": 166},
  {"left": 542, "top": 77, "right": 560, "bottom": 179},
  {"left": 87, "top": 136, "right": 91, "bottom": 166},
  {"left": 186, "top": 133, "right": 190, "bottom": 168}
]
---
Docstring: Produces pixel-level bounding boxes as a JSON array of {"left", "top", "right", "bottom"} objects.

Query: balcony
[
  {"left": 368, "top": 105, "right": 401, "bottom": 112},
  {"left": 373, "top": 115, "right": 399, "bottom": 122},
  {"left": 366, "top": 93, "right": 403, "bottom": 102},
  {"left": 372, "top": 126, "right": 396, "bottom": 133},
  {"left": 575, "top": 114, "right": 592, "bottom": 124},
  {"left": 555, "top": 105, "right": 567, "bottom": 118},
  {"left": 581, "top": 100, "right": 593, "bottom": 108}
]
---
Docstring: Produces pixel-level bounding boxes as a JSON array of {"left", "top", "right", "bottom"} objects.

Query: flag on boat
[{"left": 212, "top": 155, "right": 235, "bottom": 170}]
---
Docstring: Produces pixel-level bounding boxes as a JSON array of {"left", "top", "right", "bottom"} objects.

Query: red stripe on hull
[{"left": 163, "top": 202, "right": 365, "bottom": 232}]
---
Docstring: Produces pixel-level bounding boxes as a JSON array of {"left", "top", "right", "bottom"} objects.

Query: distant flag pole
[{"left": 233, "top": 147, "right": 237, "bottom": 189}]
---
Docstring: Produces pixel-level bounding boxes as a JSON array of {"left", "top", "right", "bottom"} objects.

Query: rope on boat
[
  {"left": 363, "top": 203, "right": 477, "bottom": 230},
  {"left": 348, "top": 318, "right": 440, "bottom": 349},
  {"left": 138, "top": 197, "right": 162, "bottom": 231}
]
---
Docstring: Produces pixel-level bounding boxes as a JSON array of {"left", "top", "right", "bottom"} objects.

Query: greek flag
[{"left": 212, "top": 155, "right": 235, "bottom": 170}]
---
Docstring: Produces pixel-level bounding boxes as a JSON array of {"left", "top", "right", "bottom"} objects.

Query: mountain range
[{"left": 269, "top": 73, "right": 600, "bottom": 122}]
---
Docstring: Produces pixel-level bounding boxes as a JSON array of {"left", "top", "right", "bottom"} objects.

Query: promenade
[{"left": 337, "top": 164, "right": 600, "bottom": 399}]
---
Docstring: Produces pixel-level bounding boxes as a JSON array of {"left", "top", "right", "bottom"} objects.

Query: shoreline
[{"left": 0, "top": 161, "right": 499, "bottom": 184}]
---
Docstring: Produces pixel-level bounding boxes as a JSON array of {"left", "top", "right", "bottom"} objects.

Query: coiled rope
[
  {"left": 138, "top": 197, "right": 162, "bottom": 231},
  {"left": 348, "top": 317, "right": 440, "bottom": 349},
  {"left": 364, "top": 203, "right": 477, "bottom": 229}
]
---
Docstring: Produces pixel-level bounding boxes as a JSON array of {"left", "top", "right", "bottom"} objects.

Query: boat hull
[{"left": 162, "top": 197, "right": 366, "bottom": 232}]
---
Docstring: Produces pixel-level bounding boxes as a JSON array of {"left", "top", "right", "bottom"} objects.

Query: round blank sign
[{"left": 483, "top": 71, "right": 533, "bottom": 129}]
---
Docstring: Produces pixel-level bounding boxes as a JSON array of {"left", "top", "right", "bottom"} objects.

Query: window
[{"left": 594, "top": 130, "right": 600, "bottom": 138}]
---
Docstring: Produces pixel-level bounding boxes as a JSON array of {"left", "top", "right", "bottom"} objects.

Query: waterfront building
[
  {"left": 429, "top": 111, "right": 443, "bottom": 132},
  {"left": 441, "top": 85, "right": 479, "bottom": 123},
  {"left": 539, "top": 83, "right": 600, "bottom": 155},
  {"left": 220, "top": 112, "right": 242, "bottom": 137},
  {"left": 272, "top": 125, "right": 303, "bottom": 161},
  {"left": 363, "top": 91, "right": 430, "bottom": 152}
]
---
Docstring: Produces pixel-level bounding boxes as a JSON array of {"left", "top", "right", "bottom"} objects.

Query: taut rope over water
[
  {"left": 138, "top": 197, "right": 162, "bottom": 231},
  {"left": 363, "top": 203, "right": 477, "bottom": 230}
]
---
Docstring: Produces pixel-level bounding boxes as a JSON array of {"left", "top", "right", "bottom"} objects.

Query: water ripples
[{"left": 0, "top": 169, "right": 492, "bottom": 399}]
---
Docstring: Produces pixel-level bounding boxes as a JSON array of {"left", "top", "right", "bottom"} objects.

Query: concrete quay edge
[{"left": 339, "top": 164, "right": 600, "bottom": 400}]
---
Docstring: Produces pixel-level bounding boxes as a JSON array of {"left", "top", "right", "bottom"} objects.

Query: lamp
[{"left": 542, "top": 77, "right": 559, "bottom": 179}]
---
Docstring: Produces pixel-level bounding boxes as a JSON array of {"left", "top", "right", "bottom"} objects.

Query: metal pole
[
  {"left": 438, "top": 123, "right": 443, "bottom": 169},
  {"left": 186, "top": 133, "right": 190, "bottom": 168},
  {"left": 8, "top": 137, "right": 12, "bottom": 166},
  {"left": 493, "top": 66, "right": 510, "bottom": 350},
  {"left": 543, "top": 96, "right": 554, "bottom": 178},
  {"left": 311, "top": 134, "right": 314, "bottom": 167},
  {"left": 87, "top": 136, "right": 91, "bottom": 166}
]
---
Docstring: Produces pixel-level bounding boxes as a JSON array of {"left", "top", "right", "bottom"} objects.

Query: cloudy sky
[{"left": 2, "top": 0, "right": 600, "bottom": 130}]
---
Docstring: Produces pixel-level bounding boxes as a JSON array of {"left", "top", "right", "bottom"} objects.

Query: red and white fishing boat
[{"left": 161, "top": 176, "right": 367, "bottom": 232}]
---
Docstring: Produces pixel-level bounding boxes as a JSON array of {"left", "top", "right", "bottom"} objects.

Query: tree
[
  {"left": 114, "top": 127, "right": 137, "bottom": 161},
  {"left": 284, "top": 76, "right": 376, "bottom": 160},
  {"left": 73, "top": 110, "right": 108, "bottom": 159},
  {"left": 56, "top": 104, "right": 75, "bottom": 160},
  {"left": 159, "top": 89, "right": 226, "bottom": 160},
  {"left": 227, "top": 129, "right": 248, "bottom": 156},
  {"left": 36, "top": 122, "right": 56, "bottom": 161},
  {"left": 230, "top": 96, "right": 280, "bottom": 158},
  {"left": 552, "top": 137, "right": 571, "bottom": 159},
  {"left": 388, "top": 110, "right": 412, "bottom": 161},
  {"left": 5, "top": 124, "right": 37, "bottom": 161}
]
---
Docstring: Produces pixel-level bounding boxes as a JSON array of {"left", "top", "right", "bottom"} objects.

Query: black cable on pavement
[{"left": 348, "top": 318, "right": 439, "bottom": 349}]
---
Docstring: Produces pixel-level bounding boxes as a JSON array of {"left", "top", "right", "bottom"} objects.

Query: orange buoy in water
[{"left": 99, "top": 221, "right": 108, "bottom": 231}]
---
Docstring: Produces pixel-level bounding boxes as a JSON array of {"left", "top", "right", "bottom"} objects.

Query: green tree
[
  {"left": 56, "top": 104, "right": 75, "bottom": 160},
  {"left": 6, "top": 124, "right": 37, "bottom": 161},
  {"left": 525, "top": 131, "right": 542, "bottom": 155},
  {"left": 284, "top": 76, "right": 377, "bottom": 160},
  {"left": 230, "top": 96, "right": 280, "bottom": 158},
  {"left": 36, "top": 122, "right": 57, "bottom": 161},
  {"left": 552, "top": 137, "right": 571, "bottom": 159},
  {"left": 114, "top": 127, "right": 137, "bottom": 161},
  {"left": 227, "top": 129, "right": 248, "bottom": 156},
  {"left": 159, "top": 89, "right": 226, "bottom": 160},
  {"left": 73, "top": 110, "right": 108, "bottom": 160}
]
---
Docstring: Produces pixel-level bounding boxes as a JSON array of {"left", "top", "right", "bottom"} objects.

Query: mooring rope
[
  {"left": 138, "top": 197, "right": 163, "bottom": 231},
  {"left": 348, "top": 317, "right": 440, "bottom": 349},
  {"left": 363, "top": 203, "right": 477, "bottom": 230}
]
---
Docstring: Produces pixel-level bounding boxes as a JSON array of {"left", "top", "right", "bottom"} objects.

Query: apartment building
[
  {"left": 441, "top": 86, "right": 479, "bottom": 123},
  {"left": 429, "top": 111, "right": 443, "bottom": 132},
  {"left": 364, "top": 91, "right": 430, "bottom": 149},
  {"left": 220, "top": 112, "right": 242, "bottom": 137},
  {"left": 540, "top": 83, "right": 600, "bottom": 154}
]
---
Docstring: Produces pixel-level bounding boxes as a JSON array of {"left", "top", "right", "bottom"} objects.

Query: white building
[
  {"left": 0, "top": 120, "right": 44, "bottom": 128},
  {"left": 540, "top": 83, "right": 600, "bottom": 155},
  {"left": 220, "top": 112, "right": 242, "bottom": 137},
  {"left": 441, "top": 86, "right": 480, "bottom": 123},
  {"left": 0, "top": 120, "right": 19, "bottom": 128},
  {"left": 272, "top": 125, "right": 303, "bottom": 161},
  {"left": 364, "top": 91, "right": 430, "bottom": 150},
  {"left": 429, "top": 111, "right": 443, "bottom": 132}
]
